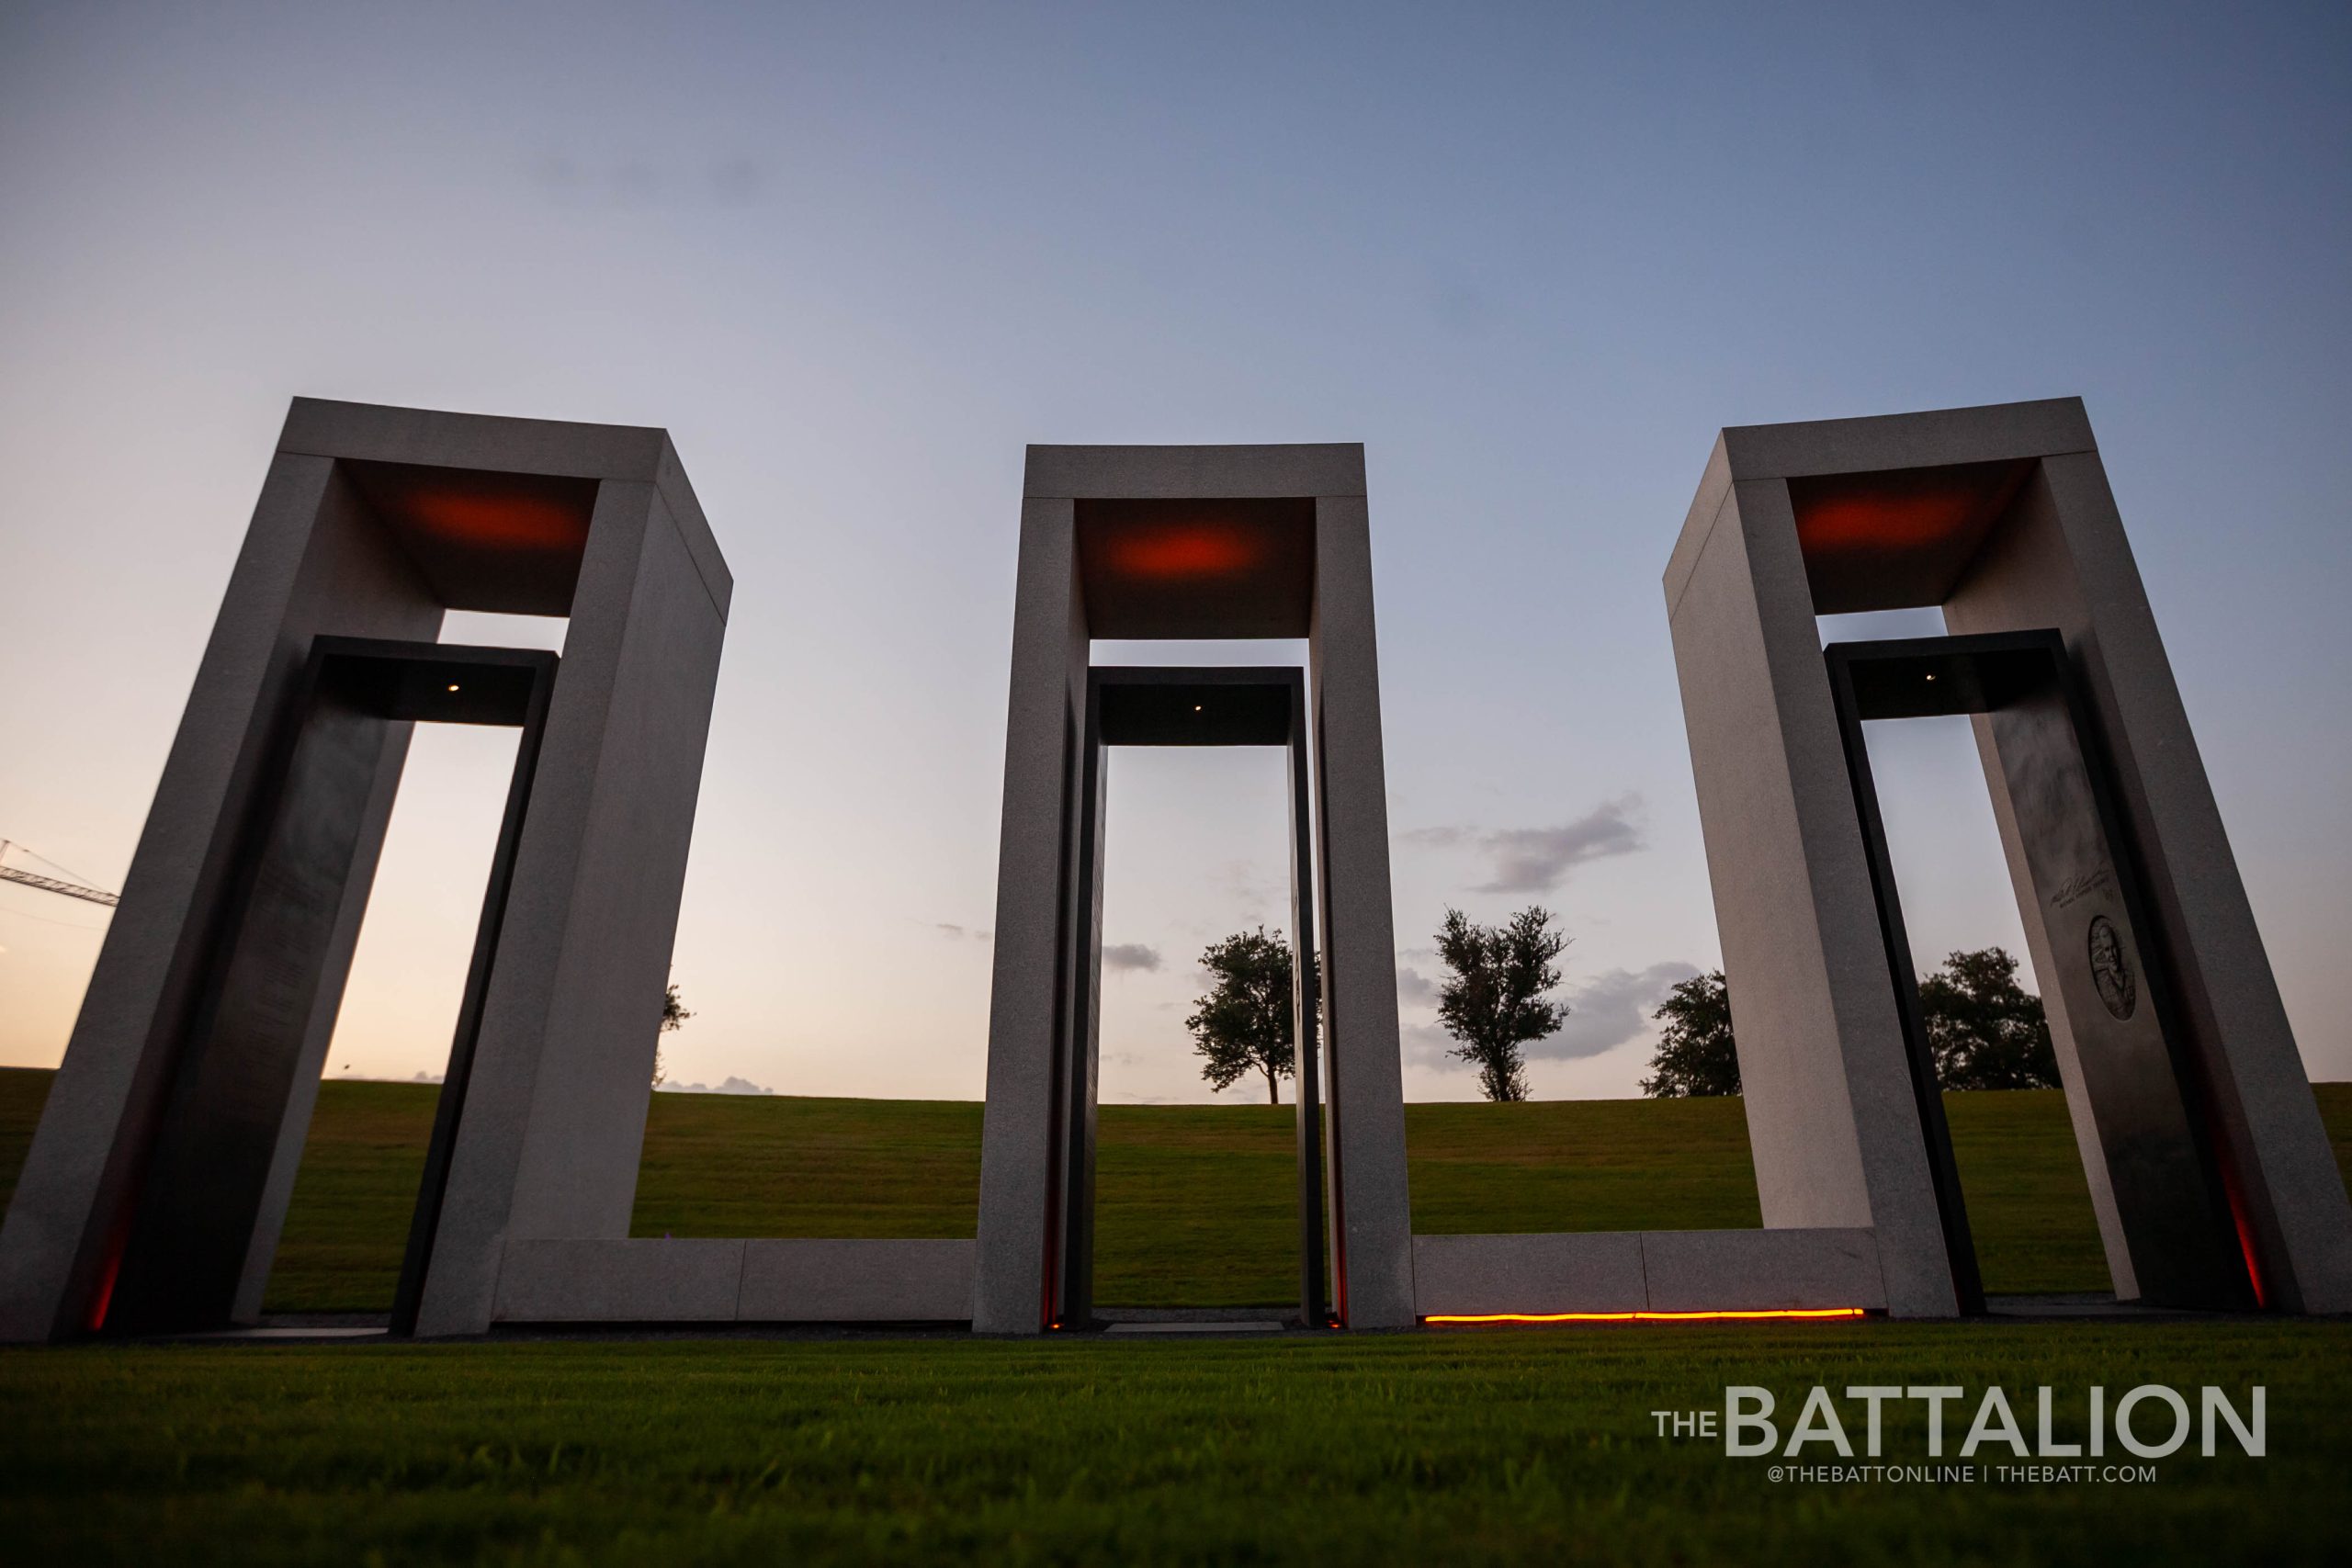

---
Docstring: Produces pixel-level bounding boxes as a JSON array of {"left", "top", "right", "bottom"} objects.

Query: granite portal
[
  {"left": 1660, "top": 397, "right": 2352, "bottom": 1316},
  {"left": 0, "top": 400, "right": 733, "bottom": 1340},
  {"left": 6, "top": 400, "right": 2343, "bottom": 1340},
  {"left": 974, "top": 445, "right": 1417, "bottom": 1332}
]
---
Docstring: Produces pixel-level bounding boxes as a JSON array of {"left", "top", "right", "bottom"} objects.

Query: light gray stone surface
[
  {"left": 1666, "top": 475, "right": 1953, "bottom": 1317},
  {"left": 277, "top": 398, "right": 730, "bottom": 615},
  {"left": 1717, "top": 397, "right": 2092, "bottom": 486},
  {"left": 972, "top": 497, "right": 1088, "bottom": 1335},
  {"left": 1308, "top": 494, "right": 1417, "bottom": 1328},
  {"left": 1024, "top": 443, "right": 1366, "bottom": 500},
  {"left": 490, "top": 1238, "right": 978, "bottom": 1324},
  {"left": 739, "top": 1239, "right": 976, "bottom": 1322},
  {"left": 1412, "top": 1233, "right": 1646, "bottom": 1316},
  {"left": 1661, "top": 395, "right": 2352, "bottom": 1317},
  {"left": 0, "top": 450, "right": 447, "bottom": 1341},
  {"left": 496, "top": 1239, "right": 746, "bottom": 1322},
  {"left": 415, "top": 479, "right": 730, "bottom": 1336},
  {"left": 1639, "top": 1228, "right": 1886, "bottom": 1313},
  {"left": 976, "top": 445, "right": 1413, "bottom": 1332},
  {"left": 0, "top": 400, "right": 731, "bottom": 1342},
  {"left": 1413, "top": 1229, "right": 1885, "bottom": 1315}
]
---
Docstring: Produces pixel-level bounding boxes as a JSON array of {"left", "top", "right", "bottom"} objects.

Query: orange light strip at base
[{"left": 1424, "top": 1307, "right": 1868, "bottom": 1325}]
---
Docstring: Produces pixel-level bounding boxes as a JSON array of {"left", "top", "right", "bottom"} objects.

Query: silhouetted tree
[
  {"left": 1919, "top": 947, "right": 2058, "bottom": 1090},
  {"left": 1187, "top": 928, "right": 1313, "bottom": 1103},
  {"left": 1634, "top": 952, "right": 2057, "bottom": 1098},
  {"left": 1641, "top": 970, "right": 1740, "bottom": 1098},
  {"left": 653, "top": 981, "right": 692, "bottom": 1089},
  {"left": 1434, "top": 907, "right": 1569, "bottom": 1103}
]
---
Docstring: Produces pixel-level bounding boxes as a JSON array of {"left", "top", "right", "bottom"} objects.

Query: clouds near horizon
[
  {"left": 1524, "top": 962, "right": 1702, "bottom": 1061},
  {"left": 1405, "top": 797, "right": 1646, "bottom": 894},
  {"left": 1401, "top": 958, "right": 1699, "bottom": 1077}
]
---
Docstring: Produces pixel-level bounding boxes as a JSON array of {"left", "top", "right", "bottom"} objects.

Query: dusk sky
[{"left": 3, "top": 2, "right": 2347, "bottom": 1105}]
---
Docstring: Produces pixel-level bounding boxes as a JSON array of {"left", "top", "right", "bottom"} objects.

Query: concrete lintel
[
  {"left": 277, "top": 398, "right": 729, "bottom": 622},
  {"left": 1718, "top": 397, "right": 2095, "bottom": 482},
  {"left": 494, "top": 1238, "right": 746, "bottom": 1323},
  {"left": 739, "top": 1239, "right": 976, "bottom": 1322},
  {"left": 1023, "top": 443, "right": 1366, "bottom": 500},
  {"left": 1668, "top": 399, "right": 2098, "bottom": 617},
  {"left": 279, "top": 398, "right": 676, "bottom": 483}
]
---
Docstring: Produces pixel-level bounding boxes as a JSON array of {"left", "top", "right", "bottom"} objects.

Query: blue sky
[{"left": 2, "top": 1, "right": 2346, "bottom": 1101}]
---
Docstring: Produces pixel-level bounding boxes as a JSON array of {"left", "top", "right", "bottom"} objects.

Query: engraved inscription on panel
[{"left": 2052, "top": 867, "right": 2117, "bottom": 910}]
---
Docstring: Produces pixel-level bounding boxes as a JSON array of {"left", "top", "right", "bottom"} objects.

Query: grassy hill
[
  {"left": 4, "top": 1068, "right": 2346, "bottom": 1311},
  {"left": 4, "top": 1067, "right": 2350, "bottom": 1566}
]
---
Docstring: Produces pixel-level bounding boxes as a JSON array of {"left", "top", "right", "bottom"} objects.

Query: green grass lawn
[
  {"left": 3, "top": 1070, "right": 2348, "bottom": 1563},
  {"left": 3, "top": 1071, "right": 2347, "bottom": 1310},
  {"left": 2, "top": 1324, "right": 2346, "bottom": 1565}
]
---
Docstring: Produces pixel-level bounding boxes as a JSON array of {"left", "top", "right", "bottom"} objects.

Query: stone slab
[
  {"left": 1411, "top": 1232, "right": 1646, "bottom": 1316},
  {"left": 1639, "top": 1228, "right": 1885, "bottom": 1313},
  {"left": 1412, "top": 1229, "right": 1885, "bottom": 1316},
  {"left": 738, "top": 1239, "right": 975, "bottom": 1322},
  {"left": 494, "top": 1238, "right": 745, "bottom": 1322}
]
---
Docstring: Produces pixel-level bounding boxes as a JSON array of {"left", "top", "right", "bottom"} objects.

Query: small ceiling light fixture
[
  {"left": 1924, "top": 673, "right": 1937, "bottom": 682},
  {"left": 1193, "top": 704, "right": 1203, "bottom": 711},
  {"left": 447, "top": 682, "right": 461, "bottom": 693}
]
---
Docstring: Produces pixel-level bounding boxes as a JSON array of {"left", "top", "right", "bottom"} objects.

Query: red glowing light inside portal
[
  {"left": 402, "top": 490, "right": 588, "bottom": 552},
  {"left": 1795, "top": 489, "right": 1986, "bottom": 557},
  {"left": 1104, "top": 525, "right": 1261, "bottom": 581}
]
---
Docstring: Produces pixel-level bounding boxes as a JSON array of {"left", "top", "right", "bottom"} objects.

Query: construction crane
[{"left": 0, "top": 840, "right": 119, "bottom": 908}]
